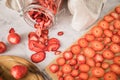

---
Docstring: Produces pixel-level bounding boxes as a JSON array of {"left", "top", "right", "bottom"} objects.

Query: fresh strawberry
[
  {"left": 10, "top": 65, "right": 28, "bottom": 79},
  {"left": 0, "top": 41, "right": 7, "bottom": 53},
  {"left": 31, "top": 51, "right": 46, "bottom": 63}
]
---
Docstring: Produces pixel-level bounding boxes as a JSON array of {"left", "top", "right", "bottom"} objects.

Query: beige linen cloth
[{"left": 68, "top": 0, "right": 107, "bottom": 31}]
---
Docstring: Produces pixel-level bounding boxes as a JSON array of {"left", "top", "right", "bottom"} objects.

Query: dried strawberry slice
[
  {"left": 28, "top": 40, "right": 45, "bottom": 52},
  {"left": 42, "top": 29, "right": 49, "bottom": 35},
  {"left": 48, "top": 38, "right": 60, "bottom": 45},
  {"left": 28, "top": 32, "right": 38, "bottom": 41},
  {"left": 31, "top": 51, "right": 46, "bottom": 63},
  {"left": 47, "top": 43, "right": 60, "bottom": 51},
  {"left": 35, "top": 28, "right": 42, "bottom": 37}
]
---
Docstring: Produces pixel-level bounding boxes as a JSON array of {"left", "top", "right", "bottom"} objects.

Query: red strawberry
[
  {"left": 47, "top": 43, "right": 60, "bottom": 51},
  {"left": 77, "top": 54, "right": 86, "bottom": 64},
  {"left": 11, "top": 65, "right": 28, "bottom": 79},
  {"left": 31, "top": 51, "right": 46, "bottom": 63},
  {"left": 28, "top": 40, "right": 45, "bottom": 52},
  {"left": 94, "top": 54, "right": 104, "bottom": 62}
]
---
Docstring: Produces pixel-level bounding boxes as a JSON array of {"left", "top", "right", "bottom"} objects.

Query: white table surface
[{"left": 0, "top": 0, "right": 120, "bottom": 73}]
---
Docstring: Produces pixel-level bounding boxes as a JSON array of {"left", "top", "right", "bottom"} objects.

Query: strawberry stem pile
[{"left": 48, "top": 6, "right": 120, "bottom": 80}]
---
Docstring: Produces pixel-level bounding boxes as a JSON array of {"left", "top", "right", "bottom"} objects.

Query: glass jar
[{"left": 23, "top": 0, "right": 63, "bottom": 30}]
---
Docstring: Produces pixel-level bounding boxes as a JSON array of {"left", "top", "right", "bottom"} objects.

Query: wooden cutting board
[
  {"left": 0, "top": 55, "right": 44, "bottom": 80},
  {"left": 45, "top": 5, "right": 120, "bottom": 80}
]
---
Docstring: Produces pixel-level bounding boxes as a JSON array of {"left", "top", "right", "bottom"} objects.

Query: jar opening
[{"left": 23, "top": 4, "right": 55, "bottom": 30}]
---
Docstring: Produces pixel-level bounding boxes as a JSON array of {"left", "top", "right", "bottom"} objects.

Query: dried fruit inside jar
[{"left": 23, "top": 0, "right": 63, "bottom": 30}]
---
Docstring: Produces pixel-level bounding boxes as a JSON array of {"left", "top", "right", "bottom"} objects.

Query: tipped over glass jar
[
  {"left": 6, "top": 0, "right": 63, "bottom": 30},
  {"left": 23, "top": 0, "right": 63, "bottom": 30}
]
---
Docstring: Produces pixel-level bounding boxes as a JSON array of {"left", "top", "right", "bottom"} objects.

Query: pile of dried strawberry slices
[{"left": 48, "top": 6, "right": 120, "bottom": 80}]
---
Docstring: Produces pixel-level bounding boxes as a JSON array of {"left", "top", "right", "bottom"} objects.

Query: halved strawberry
[
  {"left": 102, "top": 49, "right": 114, "bottom": 60},
  {"left": 62, "top": 64, "right": 72, "bottom": 74},
  {"left": 56, "top": 57, "right": 66, "bottom": 66},
  {"left": 63, "top": 51, "right": 73, "bottom": 60},
  {"left": 94, "top": 54, "right": 104, "bottom": 62},
  {"left": 110, "top": 63, "right": 120, "bottom": 75},
  {"left": 71, "top": 44, "right": 81, "bottom": 55},
  {"left": 110, "top": 43, "right": 120, "bottom": 53},
  {"left": 49, "top": 64, "right": 59, "bottom": 73},
  {"left": 104, "top": 29, "right": 113, "bottom": 37},
  {"left": 77, "top": 54, "right": 86, "bottom": 64},
  {"left": 64, "top": 75, "right": 74, "bottom": 80},
  {"left": 104, "top": 37, "right": 111, "bottom": 44},
  {"left": 78, "top": 38, "right": 88, "bottom": 48},
  {"left": 86, "top": 58, "right": 95, "bottom": 67},
  {"left": 85, "top": 34, "right": 95, "bottom": 41},
  {"left": 91, "top": 27, "right": 103, "bottom": 37},
  {"left": 110, "top": 12, "right": 119, "bottom": 19},
  {"left": 68, "top": 58, "right": 77, "bottom": 66},
  {"left": 113, "top": 56, "right": 120, "bottom": 65},
  {"left": 114, "top": 20, "right": 120, "bottom": 29},
  {"left": 91, "top": 40, "right": 104, "bottom": 51},
  {"left": 115, "top": 6, "right": 120, "bottom": 14},
  {"left": 104, "top": 15, "right": 114, "bottom": 22},
  {"left": 31, "top": 51, "right": 46, "bottom": 63},
  {"left": 71, "top": 69, "right": 79, "bottom": 77},
  {"left": 112, "top": 35, "right": 120, "bottom": 43},
  {"left": 83, "top": 47, "right": 95, "bottom": 58},
  {"left": 98, "top": 20, "right": 109, "bottom": 30},
  {"left": 57, "top": 70, "right": 63, "bottom": 77},
  {"left": 104, "top": 71, "right": 117, "bottom": 80},
  {"left": 10, "top": 65, "right": 28, "bottom": 79}
]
